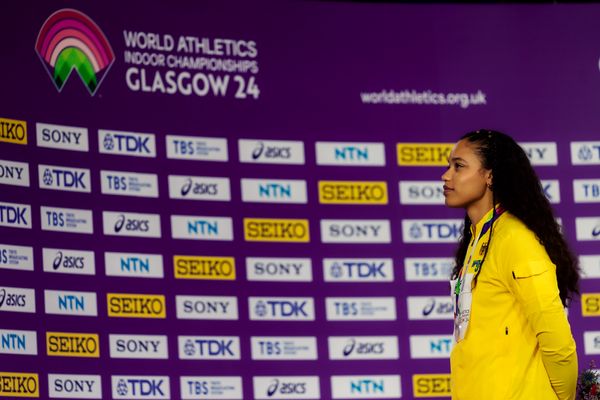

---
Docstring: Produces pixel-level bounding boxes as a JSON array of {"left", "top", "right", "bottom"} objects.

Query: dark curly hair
[{"left": 450, "top": 129, "right": 579, "bottom": 307}]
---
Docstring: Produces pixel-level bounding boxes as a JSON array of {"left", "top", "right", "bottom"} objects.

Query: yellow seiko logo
[
  {"left": 582, "top": 293, "right": 600, "bottom": 316},
  {"left": 397, "top": 143, "right": 453, "bottom": 166},
  {"left": 174, "top": 256, "right": 236, "bottom": 280},
  {"left": 318, "top": 181, "right": 388, "bottom": 204},
  {"left": 412, "top": 374, "right": 451, "bottom": 397},
  {"left": 244, "top": 218, "right": 310, "bottom": 242},
  {"left": 46, "top": 332, "right": 99, "bottom": 358},
  {"left": 0, "top": 372, "right": 39, "bottom": 397},
  {"left": 0, "top": 118, "right": 27, "bottom": 145},
  {"left": 107, "top": 293, "right": 166, "bottom": 318}
]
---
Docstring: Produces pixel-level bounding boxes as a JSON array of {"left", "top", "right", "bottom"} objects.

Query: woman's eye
[{"left": 454, "top": 164, "right": 463, "bottom": 170}]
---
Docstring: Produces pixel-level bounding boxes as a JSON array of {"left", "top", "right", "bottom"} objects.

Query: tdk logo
[
  {"left": 0, "top": 287, "right": 35, "bottom": 313},
  {"left": 44, "top": 290, "right": 98, "bottom": 317},
  {"left": 38, "top": 164, "right": 91, "bottom": 192},
  {"left": 168, "top": 175, "right": 231, "bottom": 201},
  {"left": 250, "top": 336, "right": 318, "bottom": 360},
  {"left": 176, "top": 295, "right": 239, "bottom": 320},
  {"left": 171, "top": 215, "right": 233, "bottom": 241},
  {"left": 0, "top": 244, "right": 34, "bottom": 271},
  {"left": 241, "top": 178, "right": 308, "bottom": 204},
  {"left": 409, "top": 335, "right": 453, "bottom": 359},
  {"left": 402, "top": 219, "right": 463, "bottom": 243},
  {"left": 166, "top": 135, "right": 228, "bottom": 161},
  {"left": 41, "top": 206, "right": 94, "bottom": 234},
  {"left": 109, "top": 334, "right": 168, "bottom": 359},
  {"left": 321, "top": 220, "right": 391, "bottom": 243},
  {"left": 178, "top": 336, "right": 240, "bottom": 360},
  {"left": 326, "top": 297, "right": 396, "bottom": 321},
  {"left": 246, "top": 257, "right": 313, "bottom": 282},
  {"left": 519, "top": 142, "right": 558, "bottom": 166},
  {"left": 36, "top": 122, "right": 89, "bottom": 152},
  {"left": 574, "top": 179, "right": 600, "bottom": 203},
  {"left": 404, "top": 257, "right": 454, "bottom": 282},
  {"left": 575, "top": 217, "right": 600, "bottom": 241},
  {"left": 48, "top": 374, "right": 102, "bottom": 399},
  {"left": 43, "top": 248, "right": 95, "bottom": 275},
  {"left": 180, "top": 376, "right": 243, "bottom": 399},
  {"left": 328, "top": 336, "right": 399, "bottom": 360},
  {"left": 0, "top": 202, "right": 31, "bottom": 229},
  {"left": 316, "top": 142, "right": 385, "bottom": 166},
  {"left": 541, "top": 180, "right": 560, "bottom": 204},
  {"left": 249, "top": 297, "right": 315, "bottom": 321},
  {"left": 253, "top": 377, "right": 320, "bottom": 400},
  {"left": 399, "top": 181, "right": 444, "bottom": 205},
  {"left": 239, "top": 139, "right": 305, "bottom": 165},
  {"left": 99, "top": 129, "right": 156, "bottom": 158},
  {"left": 0, "top": 329, "right": 37, "bottom": 356},
  {"left": 571, "top": 141, "right": 600, "bottom": 165},
  {"left": 103, "top": 211, "right": 161, "bottom": 238},
  {"left": 0, "top": 159, "right": 29, "bottom": 187},
  {"left": 323, "top": 259, "right": 393, "bottom": 282},
  {"left": 105, "top": 252, "right": 164, "bottom": 279},
  {"left": 331, "top": 375, "right": 401, "bottom": 399},
  {"left": 111, "top": 376, "right": 169, "bottom": 399},
  {"left": 407, "top": 296, "right": 453, "bottom": 320}
]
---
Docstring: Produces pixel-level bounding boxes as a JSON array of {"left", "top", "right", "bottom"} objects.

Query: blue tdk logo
[
  {"left": 116, "top": 378, "right": 165, "bottom": 397},
  {"left": 104, "top": 133, "right": 150, "bottom": 154},
  {"left": 257, "top": 300, "right": 308, "bottom": 317},
  {"left": 330, "top": 262, "right": 386, "bottom": 278},
  {"left": 184, "top": 339, "right": 235, "bottom": 357},
  {"left": 0, "top": 204, "right": 29, "bottom": 227},
  {"left": 42, "top": 168, "right": 86, "bottom": 189}
]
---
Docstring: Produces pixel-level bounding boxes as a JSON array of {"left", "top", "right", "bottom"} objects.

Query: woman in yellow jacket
[{"left": 442, "top": 130, "right": 579, "bottom": 400}]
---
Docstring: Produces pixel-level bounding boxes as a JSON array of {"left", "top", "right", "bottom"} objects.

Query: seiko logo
[
  {"left": 246, "top": 257, "right": 313, "bottom": 282},
  {"left": 0, "top": 287, "right": 35, "bottom": 313},
  {"left": 44, "top": 290, "right": 98, "bottom": 317},
  {"left": 41, "top": 206, "right": 93, "bottom": 234},
  {"left": 36, "top": 122, "right": 89, "bottom": 152},
  {"left": 571, "top": 141, "right": 600, "bottom": 165},
  {"left": 0, "top": 202, "right": 31, "bottom": 229},
  {"left": 241, "top": 178, "right": 307, "bottom": 204},
  {"left": 99, "top": 130, "right": 156, "bottom": 158},
  {"left": 112, "top": 376, "right": 170, "bottom": 399},
  {"left": 174, "top": 256, "right": 235, "bottom": 280},
  {"left": 331, "top": 375, "right": 401, "bottom": 399},
  {"left": 575, "top": 217, "right": 600, "bottom": 241},
  {"left": 43, "top": 248, "right": 95, "bottom": 275},
  {"left": 407, "top": 296, "right": 453, "bottom": 320},
  {"left": 171, "top": 215, "right": 233, "bottom": 240},
  {"left": 409, "top": 335, "right": 453, "bottom": 359},
  {"left": 0, "top": 159, "right": 29, "bottom": 187},
  {"left": 166, "top": 135, "right": 228, "bottom": 161},
  {"left": 250, "top": 337, "right": 318, "bottom": 360},
  {"left": 328, "top": 336, "right": 398, "bottom": 360},
  {"left": 0, "top": 329, "right": 37, "bottom": 356},
  {"left": 101, "top": 170, "right": 159, "bottom": 198},
  {"left": 109, "top": 334, "right": 168, "bottom": 359},
  {"left": 319, "top": 181, "right": 388, "bottom": 204},
  {"left": 105, "top": 252, "right": 164, "bottom": 279},
  {"left": 244, "top": 218, "right": 310, "bottom": 242},
  {"left": 316, "top": 142, "right": 385, "bottom": 166},
  {"left": 326, "top": 297, "right": 396, "bottom": 321},
  {"left": 582, "top": 294, "right": 600, "bottom": 316},
  {"left": 253, "top": 377, "right": 320, "bottom": 400},
  {"left": 103, "top": 212, "right": 161, "bottom": 238},
  {"left": 176, "top": 296, "right": 238, "bottom": 320},
  {"left": 0, "top": 244, "right": 34, "bottom": 271},
  {"left": 0, "top": 373, "right": 38, "bottom": 397},
  {"left": 403, "top": 219, "right": 463, "bottom": 243},
  {"left": 321, "top": 220, "right": 391, "bottom": 243},
  {"left": 249, "top": 297, "right": 315, "bottom": 320},
  {"left": 574, "top": 179, "right": 600, "bottom": 203},
  {"left": 397, "top": 143, "right": 453, "bottom": 166},
  {"left": 178, "top": 336, "right": 240, "bottom": 359},
  {"left": 239, "top": 139, "right": 305, "bottom": 164},
  {"left": 399, "top": 181, "right": 443, "bottom": 205},
  {"left": 323, "top": 259, "right": 393, "bottom": 282},
  {"left": 46, "top": 332, "right": 99, "bottom": 357},
  {"left": 412, "top": 374, "right": 451, "bottom": 397},
  {"left": 404, "top": 257, "right": 454, "bottom": 282},
  {"left": 107, "top": 293, "right": 166, "bottom": 318},
  {"left": 0, "top": 118, "right": 27, "bottom": 145}
]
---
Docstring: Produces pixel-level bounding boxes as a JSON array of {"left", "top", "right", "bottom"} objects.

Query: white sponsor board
[
  {"left": 583, "top": 331, "right": 600, "bottom": 355},
  {"left": 321, "top": 219, "right": 391, "bottom": 243},
  {"left": 541, "top": 180, "right": 560, "bottom": 204},
  {"left": 111, "top": 375, "right": 170, "bottom": 399},
  {"left": 575, "top": 217, "right": 600, "bottom": 241},
  {"left": 574, "top": 179, "right": 600, "bottom": 203},
  {"left": 104, "top": 252, "right": 164, "bottom": 278},
  {"left": 100, "top": 170, "right": 159, "bottom": 198},
  {"left": 316, "top": 141, "right": 385, "bottom": 166},
  {"left": 0, "top": 328, "right": 37, "bottom": 355},
  {"left": 323, "top": 258, "right": 393, "bottom": 282},
  {"left": 250, "top": 336, "right": 318, "bottom": 360},
  {"left": 102, "top": 211, "right": 161, "bottom": 238},
  {"left": 239, "top": 139, "right": 305, "bottom": 164},
  {"left": 409, "top": 335, "right": 454, "bottom": 359},
  {"left": 330, "top": 375, "right": 401, "bottom": 399},
  {"left": 571, "top": 141, "right": 600, "bottom": 165},
  {"left": 0, "top": 244, "right": 34, "bottom": 271},
  {"left": 41, "top": 206, "right": 93, "bottom": 234},
  {"left": 325, "top": 297, "right": 396, "bottom": 321},
  {"left": 38, "top": 164, "right": 91, "bottom": 193},
  {"left": 171, "top": 215, "right": 233, "bottom": 240},
  {"left": 178, "top": 336, "right": 241, "bottom": 360},
  {"left": 519, "top": 142, "right": 558, "bottom": 166},
  {"left": 44, "top": 290, "right": 98, "bottom": 317},
  {"left": 0, "top": 286, "right": 36, "bottom": 313},
  {"left": 166, "top": 135, "right": 228, "bottom": 161},
  {"left": 48, "top": 374, "right": 102, "bottom": 399},
  {"left": 402, "top": 219, "right": 463, "bottom": 243},
  {"left": 0, "top": 159, "right": 29, "bottom": 186},
  {"left": 0, "top": 202, "right": 31, "bottom": 229},
  {"left": 99, "top": 129, "right": 156, "bottom": 158},
  {"left": 399, "top": 180, "right": 444, "bottom": 205},
  {"left": 407, "top": 296, "right": 453, "bottom": 320},
  {"left": 176, "top": 295, "right": 239, "bottom": 320},
  {"left": 328, "top": 336, "right": 399, "bottom": 360},
  {"left": 180, "top": 376, "right": 243, "bottom": 400},
  {"left": 581, "top": 255, "right": 600, "bottom": 279},
  {"left": 42, "top": 248, "right": 95, "bottom": 275},
  {"left": 253, "top": 376, "right": 320, "bottom": 399},
  {"left": 404, "top": 257, "right": 454, "bottom": 282},
  {"left": 109, "top": 334, "right": 169, "bottom": 359},
  {"left": 36, "top": 122, "right": 89, "bottom": 152},
  {"left": 168, "top": 175, "right": 231, "bottom": 201},
  {"left": 241, "top": 178, "right": 307, "bottom": 203},
  {"left": 246, "top": 257, "right": 313, "bottom": 282},
  {"left": 249, "top": 297, "right": 315, "bottom": 321}
]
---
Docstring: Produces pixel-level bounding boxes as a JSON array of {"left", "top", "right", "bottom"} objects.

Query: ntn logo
[
  {"left": 58, "top": 294, "right": 85, "bottom": 310},
  {"left": 335, "top": 146, "right": 368, "bottom": 160},
  {"left": 1, "top": 333, "right": 26, "bottom": 349},
  {"left": 351, "top": 379, "right": 384, "bottom": 394},
  {"left": 188, "top": 220, "right": 218, "bottom": 235},
  {"left": 259, "top": 182, "right": 291, "bottom": 197},
  {"left": 121, "top": 257, "right": 149, "bottom": 272}
]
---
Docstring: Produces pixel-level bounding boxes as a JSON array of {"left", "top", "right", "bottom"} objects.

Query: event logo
[
  {"left": 0, "top": 244, "right": 34, "bottom": 271},
  {"left": 112, "top": 376, "right": 170, "bottom": 399},
  {"left": 320, "top": 219, "right": 391, "bottom": 243},
  {"left": 249, "top": 297, "right": 315, "bottom": 321},
  {"left": 571, "top": 141, "right": 600, "bottom": 165},
  {"left": 402, "top": 219, "right": 463, "bottom": 243},
  {"left": 0, "top": 159, "right": 29, "bottom": 187},
  {"left": 44, "top": 290, "right": 98, "bottom": 316},
  {"left": 168, "top": 175, "right": 231, "bottom": 201},
  {"left": 244, "top": 218, "right": 310, "bottom": 242},
  {"left": 575, "top": 217, "right": 600, "bottom": 241},
  {"left": 179, "top": 376, "right": 243, "bottom": 400},
  {"left": 397, "top": 143, "right": 453, "bottom": 166},
  {"left": 399, "top": 181, "right": 444, "bottom": 205},
  {"left": 174, "top": 256, "right": 235, "bottom": 280},
  {"left": 315, "top": 142, "right": 385, "bottom": 166},
  {"left": 0, "top": 372, "right": 39, "bottom": 397},
  {"left": 178, "top": 336, "right": 240, "bottom": 360},
  {"left": 409, "top": 335, "right": 453, "bottom": 359},
  {"left": 171, "top": 215, "right": 233, "bottom": 240},
  {"left": 0, "top": 202, "right": 31, "bottom": 229},
  {"left": 519, "top": 142, "right": 558, "bottom": 166},
  {"left": 104, "top": 252, "right": 164, "bottom": 279},
  {"left": 323, "top": 258, "right": 393, "bottom": 282},
  {"left": 35, "top": 9, "right": 115, "bottom": 95},
  {"left": 331, "top": 375, "right": 401, "bottom": 399},
  {"left": 246, "top": 257, "right": 313, "bottom": 282},
  {"left": 407, "top": 296, "right": 453, "bottom": 320},
  {"left": 582, "top": 293, "right": 600, "bottom": 316},
  {"left": 0, "top": 286, "right": 35, "bottom": 313},
  {"left": 101, "top": 170, "right": 159, "bottom": 198},
  {"left": 41, "top": 206, "right": 93, "bottom": 234},
  {"left": 38, "top": 164, "right": 91, "bottom": 193},
  {"left": 103, "top": 211, "right": 161, "bottom": 238},
  {"left": 98, "top": 129, "right": 156, "bottom": 157},
  {"left": 0, "top": 117, "right": 27, "bottom": 145},
  {"left": 580, "top": 255, "right": 600, "bottom": 279},
  {"left": 250, "top": 337, "right": 318, "bottom": 360},
  {"left": 319, "top": 181, "right": 388, "bottom": 204},
  {"left": 584, "top": 331, "right": 600, "bottom": 355},
  {"left": 36, "top": 122, "right": 89, "bottom": 152},
  {"left": 325, "top": 297, "right": 396, "bottom": 321},
  {"left": 46, "top": 332, "right": 99, "bottom": 357},
  {"left": 107, "top": 293, "right": 166, "bottom": 318},
  {"left": 166, "top": 135, "right": 229, "bottom": 161},
  {"left": 241, "top": 178, "right": 308, "bottom": 204},
  {"left": 413, "top": 374, "right": 451, "bottom": 398},
  {"left": 239, "top": 139, "right": 305, "bottom": 164},
  {"left": 253, "top": 377, "right": 320, "bottom": 400},
  {"left": 328, "top": 336, "right": 399, "bottom": 360},
  {"left": 109, "top": 334, "right": 169, "bottom": 359},
  {"left": 0, "top": 329, "right": 37, "bottom": 356},
  {"left": 404, "top": 257, "right": 454, "bottom": 282},
  {"left": 48, "top": 374, "right": 102, "bottom": 399},
  {"left": 176, "top": 295, "right": 238, "bottom": 320},
  {"left": 574, "top": 179, "right": 600, "bottom": 203},
  {"left": 43, "top": 248, "right": 95, "bottom": 275}
]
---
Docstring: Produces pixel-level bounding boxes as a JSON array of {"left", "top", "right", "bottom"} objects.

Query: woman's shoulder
[{"left": 493, "top": 212, "right": 548, "bottom": 259}]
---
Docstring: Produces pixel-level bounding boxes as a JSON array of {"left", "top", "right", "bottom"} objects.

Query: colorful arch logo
[{"left": 35, "top": 9, "right": 115, "bottom": 95}]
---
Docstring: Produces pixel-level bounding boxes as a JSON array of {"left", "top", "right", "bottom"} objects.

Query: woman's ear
[{"left": 486, "top": 171, "right": 493, "bottom": 190}]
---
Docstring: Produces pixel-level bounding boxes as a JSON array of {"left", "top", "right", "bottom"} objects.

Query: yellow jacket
[{"left": 450, "top": 209, "right": 578, "bottom": 400}]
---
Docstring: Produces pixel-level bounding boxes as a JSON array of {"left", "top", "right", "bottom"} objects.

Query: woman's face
[{"left": 441, "top": 139, "right": 492, "bottom": 209}]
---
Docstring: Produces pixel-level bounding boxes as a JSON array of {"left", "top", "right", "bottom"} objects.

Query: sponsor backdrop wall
[{"left": 1, "top": 1, "right": 599, "bottom": 399}]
